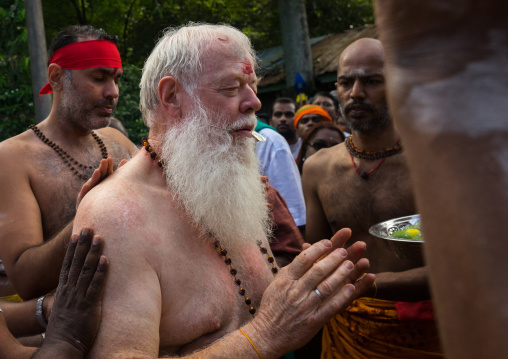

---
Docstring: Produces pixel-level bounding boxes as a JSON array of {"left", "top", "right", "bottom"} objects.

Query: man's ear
[
  {"left": 48, "top": 64, "right": 64, "bottom": 92},
  {"left": 158, "top": 76, "right": 181, "bottom": 118}
]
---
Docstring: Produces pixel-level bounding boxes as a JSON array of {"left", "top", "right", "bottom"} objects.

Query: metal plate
[{"left": 369, "top": 214, "right": 424, "bottom": 263}]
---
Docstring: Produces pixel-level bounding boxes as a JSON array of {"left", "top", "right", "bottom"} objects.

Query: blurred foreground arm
[
  {"left": 33, "top": 229, "right": 108, "bottom": 359},
  {"left": 375, "top": 1, "right": 508, "bottom": 358}
]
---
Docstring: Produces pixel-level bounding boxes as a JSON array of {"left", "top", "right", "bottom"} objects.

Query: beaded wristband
[{"left": 239, "top": 328, "right": 263, "bottom": 359}]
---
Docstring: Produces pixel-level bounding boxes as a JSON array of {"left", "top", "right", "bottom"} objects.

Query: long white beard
[{"left": 160, "top": 103, "right": 272, "bottom": 251}]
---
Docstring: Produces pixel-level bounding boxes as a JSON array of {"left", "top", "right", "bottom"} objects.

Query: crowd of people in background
[{"left": 1, "top": 1, "right": 507, "bottom": 358}]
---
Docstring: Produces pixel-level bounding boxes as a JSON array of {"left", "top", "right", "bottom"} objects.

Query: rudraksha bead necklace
[
  {"left": 345, "top": 134, "right": 402, "bottom": 160},
  {"left": 29, "top": 124, "right": 108, "bottom": 180},
  {"left": 214, "top": 240, "right": 278, "bottom": 316},
  {"left": 141, "top": 137, "right": 278, "bottom": 316}
]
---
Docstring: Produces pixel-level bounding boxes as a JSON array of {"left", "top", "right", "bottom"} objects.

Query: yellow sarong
[{"left": 322, "top": 297, "right": 443, "bottom": 359}]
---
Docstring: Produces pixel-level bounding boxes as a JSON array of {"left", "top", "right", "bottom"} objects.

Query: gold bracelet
[
  {"left": 372, "top": 281, "right": 378, "bottom": 298},
  {"left": 239, "top": 328, "right": 263, "bottom": 359}
]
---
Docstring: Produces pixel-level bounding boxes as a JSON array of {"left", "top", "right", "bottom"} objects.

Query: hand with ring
[{"left": 248, "top": 228, "right": 375, "bottom": 357}]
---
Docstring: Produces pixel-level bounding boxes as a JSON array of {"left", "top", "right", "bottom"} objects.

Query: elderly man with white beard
[{"left": 73, "top": 23, "right": 374, "bottom": 358}]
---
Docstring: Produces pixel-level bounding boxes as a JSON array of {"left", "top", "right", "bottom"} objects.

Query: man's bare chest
[
  {"left": 29, "top": 140, "right": 134, "bottom": 239},
  {"left": 318, "top": 162, "right": 416, "bottom": 234},
  {"left": 29, "top": 155, "right": 89, "bottom": 240},
  {"left": 156, "top": 235, "right": 275, "bottom": 355}
]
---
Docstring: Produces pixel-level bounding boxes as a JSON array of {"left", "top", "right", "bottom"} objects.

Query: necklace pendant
[{"left": 360, "top": 172, "right": 369, "bottom": 179}]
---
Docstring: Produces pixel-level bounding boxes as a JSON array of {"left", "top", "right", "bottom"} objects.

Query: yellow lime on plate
[{"left": 405, "top": 228, "right": 421, "bottom": 238}]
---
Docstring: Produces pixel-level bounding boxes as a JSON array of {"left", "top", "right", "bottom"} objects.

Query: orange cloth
[
  {"left": 294, "top": 105, "right": 332, "bottom": 127},
  {"left": 322, "top": 297, "right": 443, "bottom": 359}
]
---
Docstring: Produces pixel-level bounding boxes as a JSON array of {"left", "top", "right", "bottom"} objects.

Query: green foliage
[
  {"left": 0, "top": 0, "right": 35, "bottom": 142},
  {"left": 307, "top": 0, "right": 374, "bottom": 35},
  {"left": 1, "top": 0, "right": 374, "bottom": 142},
  {"left": 115, "top": 63, "right": 147, "bottom": 144}
]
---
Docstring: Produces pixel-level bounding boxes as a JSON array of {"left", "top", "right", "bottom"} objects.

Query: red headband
[{"left": 39, "top": 39, "right": 122, "bottom": 96}]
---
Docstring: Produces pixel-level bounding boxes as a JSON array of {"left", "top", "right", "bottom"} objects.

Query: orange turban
[{"left": 294, "top": 105, "right": 332, "bottom": 128}]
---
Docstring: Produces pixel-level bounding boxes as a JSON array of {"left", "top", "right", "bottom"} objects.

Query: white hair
[
  {"left": 140, "top": 22, "right": 257, "bottom": 128},
  {"left": 160, "top": 98, "right": 271, "bottom": 251}
]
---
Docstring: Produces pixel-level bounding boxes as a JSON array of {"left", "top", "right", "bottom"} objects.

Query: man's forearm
[
  {"left": 109, "top": 321, "right": 286, "bottom": 359},
  {"left": 32, "top": 340, "right": 84, "bottom": 359},
  {"left": 10, "top": 222, "right": 73, "bottom": 300},
  {"left": 368, "top": 267, "right": 430, "bottom": 302},
  {"left": 1, "top": 298, "right": 44, "bottom": 336}
]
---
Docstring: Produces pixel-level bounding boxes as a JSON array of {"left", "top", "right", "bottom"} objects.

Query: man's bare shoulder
[
  {"left": 95, "top": 127, "right": 138, "bottom": 156},
  {"left": 0, "top": 129, "right": 41, "bottom": 159},
  {"left": 74, "top": 156, "right": 183, "bottom": 251},
  {"left": 303, "top": 143, "right": 350, "bottom": 180},
  {"left": 75, "top": 164, "right": 142, "bottom": 231},
  {"left": 0, "top": 129, "right": 49, "bottom": 178}
]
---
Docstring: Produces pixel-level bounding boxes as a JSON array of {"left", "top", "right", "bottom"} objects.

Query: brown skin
[
  {"left": 0, "top": 276, "right": 16, "bottom": 297},
  {"left": 305, "top": 128, "right": 344, "bottom": 159},
  {"left": 375, "top": 1, "right": 508, "bottom": 358},
  {"left": 270, "top": 102, "right": 298, "bottom": 144},
  {"left": 296, "top": 114, "right": 326, "bottom": 137},
  {"left": 303, "top": 38, "right": 429, "bottom": 301},
  {"left": 312, "top": 96, "right": 337, "bottom": 121},
  {"left": 0, "top": 295, "right": 53, "bottom": 337},
  {"left": 0, "top": 228, "right": 108, "bottom": 359},
  {"left": 0, "top": 54, "right": 137, "bottom": 300}
]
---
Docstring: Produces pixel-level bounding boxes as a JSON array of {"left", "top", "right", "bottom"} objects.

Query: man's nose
[
  {"left": 104, "top": 80, "right": 119, "bottom": 100},
  {"left": 240, "top": 87, "right": 261, "bottom": 114},
  {"left": 350, "top": 80, "right": 365, "bottom": 100}
]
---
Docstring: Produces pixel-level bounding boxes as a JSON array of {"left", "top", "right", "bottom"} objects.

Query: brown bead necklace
[
  {"left": 214, "top": 240, "right": 278, "bottom": 316},
  {"left": 142, "top": 137, "right": 278, "bottom": 316},
  {"left": 345, "top": 135, "right": 401, "bottom": 179},
  {"left": 345, "top": 134, "right": 402, "bottom": 160},
  {"left": 29, "top": 124, "right": 108, "bottom": 180}
]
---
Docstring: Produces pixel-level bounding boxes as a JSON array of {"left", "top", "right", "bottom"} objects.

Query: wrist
[
  {"left": 35, "top": 338, "right": 85, "bottom": 359},
  {"left": 245, "top": 318, "right": 284, "bottom": 359},
  {"left": 36, "top": 294, "right": 49, "bottom": 329}
]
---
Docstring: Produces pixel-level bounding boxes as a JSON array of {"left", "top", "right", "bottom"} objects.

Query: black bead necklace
[
  {"left": 29, "top": 124, "right": 108, "bottom": 180},
  {"left": 142, "top": 137, "right": 278, "bottom": 316}
]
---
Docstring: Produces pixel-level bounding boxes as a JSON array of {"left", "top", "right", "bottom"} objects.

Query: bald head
[
  {"left": 336, "top": 38, "right": 391, "bottom": 134},
  {"left": 339, "top": 38, "right": 385, "bottom": 75}
]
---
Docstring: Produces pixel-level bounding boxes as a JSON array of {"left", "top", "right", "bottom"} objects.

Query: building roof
[{"left": 256, "top": 25, "right": 378, "bottom": 93}]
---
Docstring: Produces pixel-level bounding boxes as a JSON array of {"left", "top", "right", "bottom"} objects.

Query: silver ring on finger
[{"left": 314, "top": 288, "right": 325, "bottom": 301}]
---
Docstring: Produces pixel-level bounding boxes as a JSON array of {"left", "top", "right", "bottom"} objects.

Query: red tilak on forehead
[{"left": 242, "top": 61, "right": 253, "bottom": 75}]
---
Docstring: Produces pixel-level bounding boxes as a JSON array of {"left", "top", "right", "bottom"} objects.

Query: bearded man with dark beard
[
  {"left": 73, "top": 24, "right": 374, "bottom": 358},
  {"left": 0, "top": 25, "right": 137, "bottom": 302},
  {"left": 302, "top": 38, "right": 443, "bottom": 358}
]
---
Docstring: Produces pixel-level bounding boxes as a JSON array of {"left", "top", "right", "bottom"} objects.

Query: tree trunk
[
  {"left": 25, "top": 0, "right": 51, "bottom": 123},
  {"left": 277, "top": 0, "right": 314, "bottom": 98}
]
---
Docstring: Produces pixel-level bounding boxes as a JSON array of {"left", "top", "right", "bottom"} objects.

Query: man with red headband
[
  {"left": 294, "top": 104, "right": 332, "bottom": 138},
  {"left": 303, "top": 38, "right": 442, "bottom": 358},
  {"left": 0, "top": 25, "right": 137, "bottom": 304}
]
